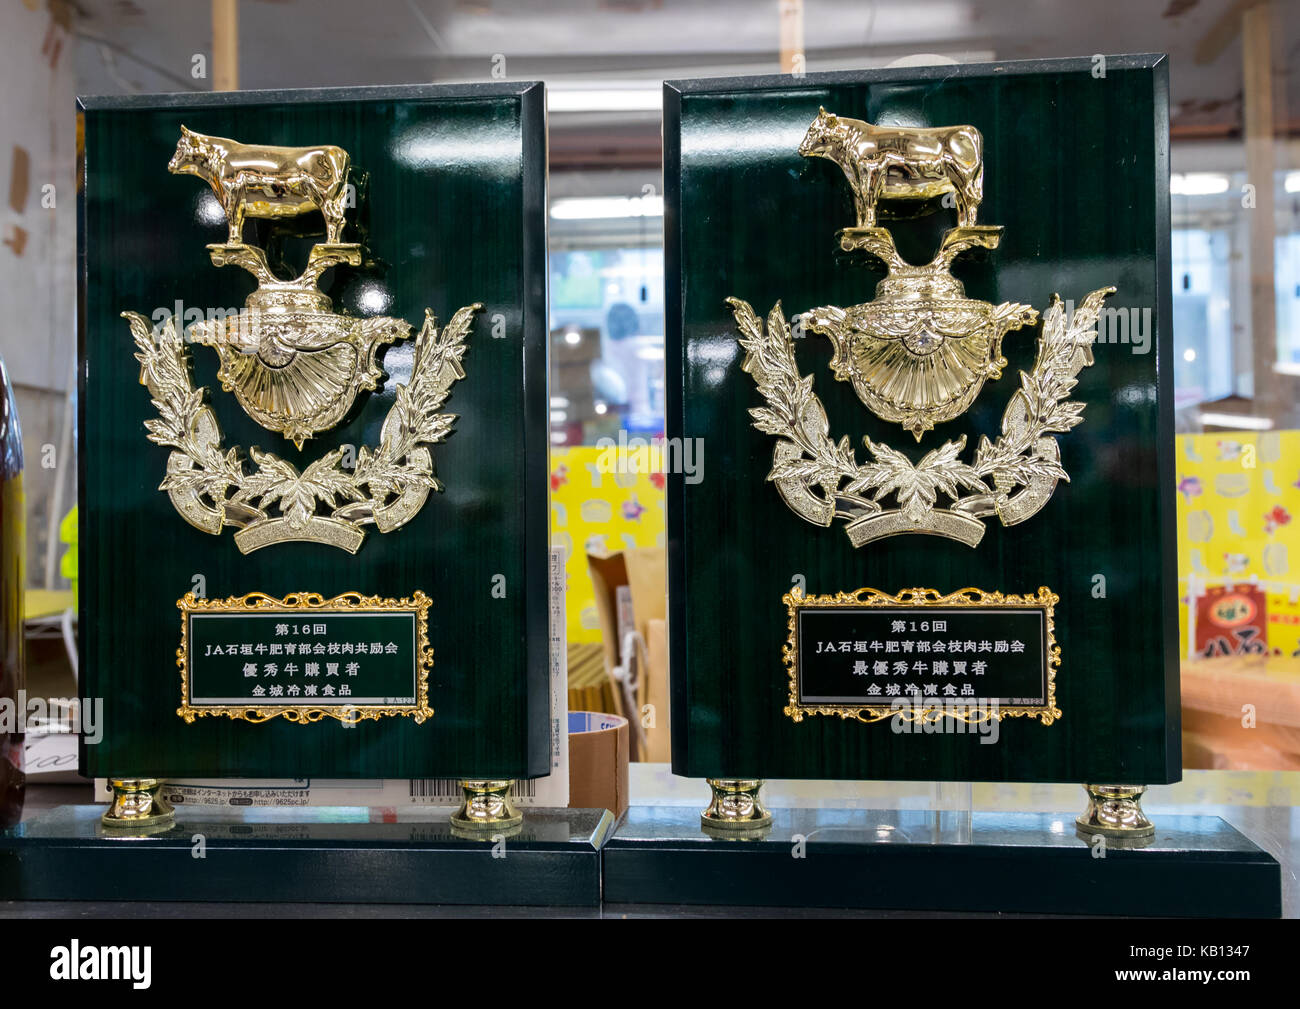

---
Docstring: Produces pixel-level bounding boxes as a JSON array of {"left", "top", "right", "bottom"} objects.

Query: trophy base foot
[
  {"left": 700, "top": 778, "right": 772, "bottom": 831},
  {"left": 1075, "top": 784, "right": 1155, "bottom": 838},
  {"left": 450, "top": 779, "right": 523, "bottom": 831},
  {"left": 101, "top": 778, "right": 174, "bottom": 830}
]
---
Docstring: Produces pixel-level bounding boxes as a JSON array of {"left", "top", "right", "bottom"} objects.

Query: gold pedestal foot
[
  {"left": 701, "top": 778, "right": 772, "bottom": 831},
  {"left": 1075, "top": 784, "right": 1155, "bottom": 838},
  {"left": 450, "top": 779, "right": 523, "bottom": 831},
  {"left": 101, "top": 778, "right": 174, "bottom": 830}
]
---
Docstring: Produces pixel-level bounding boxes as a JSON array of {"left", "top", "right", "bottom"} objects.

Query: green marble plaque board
[
  {"left": 78, "top": 83, "right": 549, "bottom": 779},
  {"left": 665, "top": 56, "right": 1179, "bottom": 783}
]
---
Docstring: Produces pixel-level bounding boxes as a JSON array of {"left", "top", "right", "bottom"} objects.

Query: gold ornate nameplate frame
[
  {"left": 177, "top": 590, "right": 434, "bottom": 725},
  {"left": 782, "top": 586, "right": 1060, "bottom": 725}
]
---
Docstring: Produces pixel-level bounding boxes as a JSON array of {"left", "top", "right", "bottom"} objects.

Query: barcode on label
[{"left": 408, "top": 779, "right": 538, "bottom": 800}]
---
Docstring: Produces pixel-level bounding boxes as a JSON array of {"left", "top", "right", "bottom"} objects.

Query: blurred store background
[{"left": 2, "top": 0, "right": 1299, "bottom": 773}]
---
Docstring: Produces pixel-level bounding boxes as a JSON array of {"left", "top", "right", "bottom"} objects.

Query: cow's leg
[
  {"left": 951, "top": 173, "right": 970, "bottom": 227},
  {"left": 961, "top": 194, "right": 978, "bottom": 228},
  {"left": 855, "top": 173, "right": 872, "bottom": 228},
  {"left": 305, "top": 176, "right": 346, "bottom": 244},
  {"left": 847, "top": 163, "right": 870, "bottom": 228},
  {"left": 321, "top": 191, "right": 346, "bottom": 244},
  {"left": 862, "top": 164, "right": 887, "bottom": 228},
  {"left": 956, "top": 168, "right": 981, "bottom": 227},
  {"left": 844, "top": 164, "right": 870, "bottom": 229},
  {"left": 223, "top": 183, "right": 245, "bottom": 244},
  {"left": 968, "top": 167, "right": 984, "bottom": 226}
]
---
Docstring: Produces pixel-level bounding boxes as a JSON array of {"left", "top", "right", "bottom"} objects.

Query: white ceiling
[{"left": 72, "top": 0, "right": 1299, "bottom": 161}]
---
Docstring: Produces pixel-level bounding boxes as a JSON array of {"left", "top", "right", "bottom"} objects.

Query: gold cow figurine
[
  {"left": 798, "top": 107, "right": 983, "bottom": 228},
  {"left": 168, "top": 125, "right": 351, "bottom": 245}
]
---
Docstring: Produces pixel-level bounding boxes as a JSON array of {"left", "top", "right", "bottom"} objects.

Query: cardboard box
[{"left": 567, "top": 711, "right": 628, "bottom": 817}]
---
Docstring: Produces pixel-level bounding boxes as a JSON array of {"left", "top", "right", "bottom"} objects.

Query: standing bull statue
[
  {"left": 168, "top": 125, "right": 351, "bottom": 245},
  {"left": 798, "top": 108, "right": 984, "bottom": 229}
]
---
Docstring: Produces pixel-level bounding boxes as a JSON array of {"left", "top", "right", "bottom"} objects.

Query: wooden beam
[
  {"left": 1242, "top": 0, "right": 1279, "bottom": 417},
  {"left": 213, "top": 0, "right": 238, "bottom": 92},
  {"left": 779, "top": 0, "right": 804, "bottom": 75},
  {"left": 1194, "top": 0, "right": 1258, "bottom": 66}
]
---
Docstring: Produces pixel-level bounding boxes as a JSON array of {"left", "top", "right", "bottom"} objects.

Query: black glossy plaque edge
[
  {"left": 74, "top": 81, "right": 551, "bottom": 779},
  {"left": 602, "top": 807, "right": 1282, "bottom": 917},
  {"left": 664, "top": 54, "right": 1180, "bottom": 783},
  {"left": 518, "top": 81, "right": 552, "bottom": 780},
  {"left": 0, "top": 805, "right": 611, "bottom": 907},
  {"left": 76, "top": 80, "right": 546, "bottom": 112}
]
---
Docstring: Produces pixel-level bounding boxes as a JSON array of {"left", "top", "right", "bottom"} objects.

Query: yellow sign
[
  {"left": 1175, "top": 430, "right": 1300, "bottom": 658},
  {"left": 550, "top": 445, "right": 666, "bottom": 644}
]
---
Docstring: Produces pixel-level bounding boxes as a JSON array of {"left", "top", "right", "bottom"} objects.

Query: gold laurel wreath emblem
[
  {"left": 733, "top": 287, "right": 1115, "bottom": 547},
  {"left": 127, "top": 304, "right": 480, "bottom": 554}
]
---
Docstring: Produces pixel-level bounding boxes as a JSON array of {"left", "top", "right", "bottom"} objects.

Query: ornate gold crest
[
  {"left": 127, "top": 128, "right": 481, "bottom": 554},
  {"left": 732, "top": 108, "right": 1115, "bottom": 547}
]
